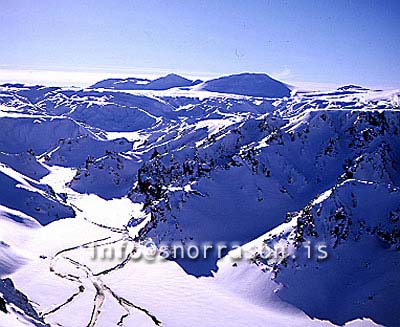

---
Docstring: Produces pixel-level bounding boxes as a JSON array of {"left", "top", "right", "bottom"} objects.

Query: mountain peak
[
  {"left": 90, "top": 73, "right": 200, "bottom": 91},
  {"left": 202, "top": 72, "right": 290, "bottom": 97},
  {"left": 337, "top": 84, "right": 369, "bottom": 91},
  {"left": 146, "top": 73, "right": 194, "bottom": 90}
]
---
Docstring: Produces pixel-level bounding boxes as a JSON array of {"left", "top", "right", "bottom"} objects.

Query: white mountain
[{"left": 200, "top": 72, "right": 291, "bottom": 97}]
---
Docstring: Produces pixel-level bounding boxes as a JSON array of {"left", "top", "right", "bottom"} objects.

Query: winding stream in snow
[{"left": 38, "top": 164, "right": 161, "bottom": 326}]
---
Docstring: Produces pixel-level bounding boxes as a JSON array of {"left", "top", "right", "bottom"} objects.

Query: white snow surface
[{"left": 1, "top": 77, "right": 399, "bottom": 326}]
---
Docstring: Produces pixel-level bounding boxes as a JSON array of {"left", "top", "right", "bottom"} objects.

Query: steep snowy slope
[
  {"left": 130, "top": 108, "right": 399, "bottom": 276},
  {"left": 68, "top": 152, "right": 141, "bottom": 199},
  {"left": 0, "top": 207, "right": 36, "bottom": 276},
  {"left": 0, "top": 114, "right": 88, "bottom": 154},
  {"left": 46, "top": 135, "right": 133, "bottom": 168},
  {"left": 243, "top": 180, "right": 400, "bottom": 327},
  {"left": 0, "top": 151, "right": 49, "bottom": 179},
  {"left": 0, "top": 278, "right": 48, "bottom": 327},
  {"left": 0, "top": 163, "right": 74, "bottom": 225}
]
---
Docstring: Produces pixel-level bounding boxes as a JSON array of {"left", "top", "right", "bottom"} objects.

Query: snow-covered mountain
[
  {"left": 0, "top": 73, "right": 399, "bottom": 327},
  {"left": 201, "top": 72, "right": 291, "bottom": 97},
  {"left": 90, "top": 73, "right": 201, "bottom": 90}
]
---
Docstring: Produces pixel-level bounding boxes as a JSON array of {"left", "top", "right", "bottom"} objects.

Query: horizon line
[{"left": 0, "top": 67, "right": 398, "bottom": 91}]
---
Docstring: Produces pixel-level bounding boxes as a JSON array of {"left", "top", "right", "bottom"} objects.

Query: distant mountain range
[{"left": 90, "top": 72, "right": 291, "bottom": 97}]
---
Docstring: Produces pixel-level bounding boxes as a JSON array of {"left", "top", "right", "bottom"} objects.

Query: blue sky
[{"left": 0, "top": 0, "right": 399, "bottom": 88}]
